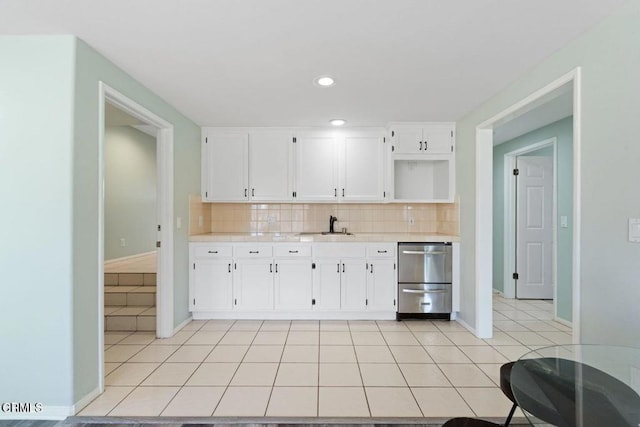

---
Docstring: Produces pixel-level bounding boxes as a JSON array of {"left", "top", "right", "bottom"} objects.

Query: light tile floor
[
  {"left": 104, "top": 252, "right": 157, "bottom": 273},
  {"left": 81, "top": 294, "right": 571, "bottom": 418}
]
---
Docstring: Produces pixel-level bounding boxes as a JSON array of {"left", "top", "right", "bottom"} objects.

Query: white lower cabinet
[
  {"left": 189, "top": 242, "right": 398, "bottom": 319},
  {"left": 366, "top": 259, "right": 397, "bottom": 311},
  {"left": 340, "top": 259, "right": 368, "bottom": 311},
  {"left": 312, "top": 259, "right": 342, "bottom": 311},
  {"left": 233, "top": 259, "right": 274, "bottom": 311},
  {"left": 191, "top": 258, "right": 233, "bottom": 311},
  {"left": 274, "top": 259, "right": 312, "bottom": 310}
]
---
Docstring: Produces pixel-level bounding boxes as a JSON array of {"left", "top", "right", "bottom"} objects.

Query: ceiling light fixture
[
  {"left": 315, "top": 76, "right": 335, "bottom": 87},
  {"left": 330, "top": 119, "right": 346, "bottom": 126}
]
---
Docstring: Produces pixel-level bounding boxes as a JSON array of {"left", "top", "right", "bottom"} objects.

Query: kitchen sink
[{"left": 298, "top": 231, "right": 354, "bottom": 236}]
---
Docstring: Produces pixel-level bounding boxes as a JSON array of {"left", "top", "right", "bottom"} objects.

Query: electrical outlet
[
  {"left": 267, "top": 214, "right": 276, "bottom": 224},
  {"left": 560, "top": 216, "right": 568, "bottom": 228},
  {"left": 120, "top": 238, "right": 126, "bottom": 247},
  {"left": 408, "top": 216, "right": 415, "bottom": 226},
  {"left": 198, "top": 215, "right": 204, "bottom": 227}
]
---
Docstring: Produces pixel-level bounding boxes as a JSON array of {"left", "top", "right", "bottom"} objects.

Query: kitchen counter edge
[{"left": 189, "top": 233, "right": 459, "bottom": 243}]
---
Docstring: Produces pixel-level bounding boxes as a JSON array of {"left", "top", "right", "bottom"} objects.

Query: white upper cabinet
[
  {"left": 295, "top": 132, "right": 339, "bottom": 201},
  {"left": 340, "top": 133, "right": 385, "bottom": 201},
  {"left": 390, "top": 123, "right": 455, "bottom": 155},
  {"left": 249, "top": 131, "right": 293, "bottom": 201},
  {"left": 202, "top": 132, "right": 248, "bottom": 201}
]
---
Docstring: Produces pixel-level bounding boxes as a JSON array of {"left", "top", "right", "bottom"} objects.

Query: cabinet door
[
  {"left": 312, "top": 259, "right": 342, "bottom": 311},
  {"left": 249, "top": 131, "right": 293, "bottom": 201},
  {"left": 391, "top": 127, "right": 423, "bottom": 154},
  {"left": 295, "top": 133, "right": 338, "bottom": 200},
  {"left": 340, "top": 259, "right": 368, "bottom": 311},
  {"left": 423, "top": 125, "right": 454, "bottom": 154},
  {"left": 367, "top": 259, "right": 397, "bottom": 311},
  {"left": 341, "top": 134, "right": 384, "bottom": 201},
  {"left": 233, "top": 260, "right": 273, "bottom": 310},
  {"left": 274, "top": 259, "right": 312, "bottom": 310},
  {"left": 191, "top": 258, "right": 233, "bottom": 311},
  {"left": 204, "top": 133, "right": 248, "bottom": 201}
]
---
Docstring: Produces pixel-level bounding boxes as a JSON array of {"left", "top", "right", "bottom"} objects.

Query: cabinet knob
[{"left": 419, "top": 141, "right": 423, "bottom": 151}]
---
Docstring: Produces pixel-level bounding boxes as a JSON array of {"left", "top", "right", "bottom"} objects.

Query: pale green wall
[
  {"left": 457, "top": 0, "right": 640, "bottom": 344},
  {"left": 492, "top": 117, "right": 573, "bottom": 322},
  {"left": 73, "top": 38, "right": 200, "bottom": 402},
  {"left": 0, "top": 35, "right": 200, "bottom": 410},
  {"left": 104, "top": 125, "right": 157, "bottom": 260},
  {"left": 0, "top": 36, "right": 75, "bottom": 408}
]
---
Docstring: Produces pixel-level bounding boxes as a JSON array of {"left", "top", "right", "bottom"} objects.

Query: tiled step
[
  {"left": 105, "top": 306, "right": 156, "bottom": 332},
  {"left": 105, "top": 272, "right": 156, "bottom": 286},
  {"left": 104, "top": 285, "right": 156, "bottom": 306}
]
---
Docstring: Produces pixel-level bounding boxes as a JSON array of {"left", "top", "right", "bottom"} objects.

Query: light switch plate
[
  {"left": 560, "top": 216, "right": 568, "bottom": 228},
  {"left": 176, "top": 217, "right": 182, "bottom": 229},
  {"left": 629, "top": 218, "right": 640, "bottom": 243}
]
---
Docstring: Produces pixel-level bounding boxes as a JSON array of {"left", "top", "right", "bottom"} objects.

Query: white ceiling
[{"left": 0, "top": 0, "right": 624, "bottom": 127}]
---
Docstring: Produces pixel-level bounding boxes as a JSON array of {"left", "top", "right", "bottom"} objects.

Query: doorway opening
[
  {"left": 98, "top": 82, "right": 175, "bottom": 392},
  {"left": 507, "top": 140, "right": 557, "bottom": 301},
  {"left": 474, "top": 68, "right": 581, "bottom": 342}
]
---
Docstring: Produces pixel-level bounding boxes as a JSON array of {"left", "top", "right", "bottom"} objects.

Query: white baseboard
[
  {"left": 456, "top": 316, "right": 478, "bottom": 336},
  {"left": 104, "top": 250, "right": 156, "bottom": 266},
  {"left": 192, "top": 311, "right": 397, "bottom": 320},
  {"left": 0, "top": 405, "right": 73, "bottom": 420},
  {"left": 173, "top": 316, "right": 193, "bottom": 334},
  {"left": 72, "top": 386, "right": 101, "bottom": 414},
  {"left": 553, "top": 316, "right": 572, "bottom": 328}
]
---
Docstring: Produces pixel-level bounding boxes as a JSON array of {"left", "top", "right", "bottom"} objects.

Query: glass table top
[{"left": 510, "top": 345, "right": 640, "bottom": 427}]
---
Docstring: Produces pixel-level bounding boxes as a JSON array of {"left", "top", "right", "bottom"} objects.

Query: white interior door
[{"left": 516, "top": 156, "right": 554, "bottom": 299}]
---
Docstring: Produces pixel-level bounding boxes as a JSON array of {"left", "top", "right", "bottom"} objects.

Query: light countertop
[{"left": 189, "top": 232, "right": 459, "bottom": 243}]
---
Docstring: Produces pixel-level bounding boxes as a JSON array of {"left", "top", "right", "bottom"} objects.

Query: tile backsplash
[{"left": 190, "top": 196, "right": 459, "bottom": 236}]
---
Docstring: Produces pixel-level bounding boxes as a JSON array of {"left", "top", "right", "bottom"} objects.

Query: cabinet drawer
[
  {"left": 274, "top": 245, "right": 311, "bottom": 257},
  {"left": 234, "top": 246, "right": 273, "bottom": 258},
  {"left": 194, "top": 246, "right": 232, "bottom": 258},
  {"left": 313, "top": 243, "right": 365, "bottom": 258},
  {"left": 366, "top": 244, "right": 396, "bottom": 258}
]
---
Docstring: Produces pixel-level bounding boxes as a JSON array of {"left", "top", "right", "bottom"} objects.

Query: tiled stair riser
[{"left": 104, "top": 272, "right": 156, "bottom": 332}]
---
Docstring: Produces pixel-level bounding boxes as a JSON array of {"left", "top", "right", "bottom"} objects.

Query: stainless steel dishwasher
[{"left": 397, "top": 242, "right": 453, "bottom": 320}]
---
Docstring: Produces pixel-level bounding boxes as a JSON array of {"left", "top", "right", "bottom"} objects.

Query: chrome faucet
[{"left": 329, "top": 216, "right": 338, "bottom": 233}]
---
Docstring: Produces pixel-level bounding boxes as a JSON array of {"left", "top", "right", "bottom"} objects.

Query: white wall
[
  {"left": 457, "top": 0, "right": 640, "bottom": 344},
  {"left": 104, "top": 125, "right": 156, "bottom": 260},
  {"left": 0, "top": 35, "right": 75, "bottom": 412}
]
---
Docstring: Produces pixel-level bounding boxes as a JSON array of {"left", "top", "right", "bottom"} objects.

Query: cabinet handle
[
  {"left": 377, "top": 250, "right": 387, "bottom": 253},
  {"left": 337, "top": 263, "right": 340, "bottom": 273},
  {"left": 244, "top": 188, "right": 248, "bottom": 197},
  {"left": 249, "top": 250, "right": 259, "bottom": 254},
  {"left": 228, "top": 263, "right": 231, "bottom": 273},
  {"left": 270, "top": 263, "right": 273, "bottom": 273},
  {"left": 251, "top": 188, "right": 255, "bottom": 197},
  {"left": 334, "top": 188, "right": 337, "bottom": 197},
  {"left": 208, "top": 250, "right": 218, "bottom": 254},
  {"left": 419, "top": 141, "right": 423, "bottom": 151},
  {"left": 370, "top": 264, "right": 374, "bottom": 273},
  {"left": 275, "top": 263, "right": 278, "bottom": 273},
  {"left": 342, "top": 263, "right": 345, "bottom": 273},
  {"left": 288, "top": 250, "right": 299, "bottom": 253},
  {"left": 425, "top": 140, "right": 428, "bottom": 151},
  {"left": 342, "top": 188, "right": 345, "bottom": 197}
]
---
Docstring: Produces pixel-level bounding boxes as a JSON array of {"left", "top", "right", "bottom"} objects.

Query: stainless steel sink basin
[{"left": 298, "top": 231, "right": 354, "bottom": 236}]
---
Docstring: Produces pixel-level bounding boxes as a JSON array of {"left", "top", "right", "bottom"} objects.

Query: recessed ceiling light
[
  {"left": 330, "top": 119, "right": 346, "bottom": 126},
  {"left": 315, "top": 76, "right": 335, "bottom": 87}
]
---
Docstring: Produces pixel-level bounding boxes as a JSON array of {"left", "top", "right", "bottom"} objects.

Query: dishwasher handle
[
  {"left": 401, "top": 250, "right": 448, "bottom": 255},
  {"left": 402, "top": 288, "right": 448, "bottom": 294}
]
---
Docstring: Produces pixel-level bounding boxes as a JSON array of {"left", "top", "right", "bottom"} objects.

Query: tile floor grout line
[
  {"left": 212, "top": 319, "right": 261, "bottom": 416},
  {"left": 263, "top": 320, "right": 291, "bottom": 416},
  {"left": 156, "top": 319, "right": 233, "bottom": 416},
  {"left": 349, "top": 321, "right": 372, "bottom": 417},
  {"left": 384, "top": 320, "right": 424, "bottom": 416}
]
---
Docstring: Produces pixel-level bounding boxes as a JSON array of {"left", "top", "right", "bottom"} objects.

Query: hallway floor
[{"left": 80, "top": 295, "right": 571, "bottom": 418}]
